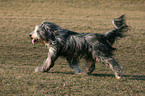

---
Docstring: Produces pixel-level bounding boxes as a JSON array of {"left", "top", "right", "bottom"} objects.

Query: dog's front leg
[
  {"left": 35, "top": 47, "right": 58, "bottom": 72},
  {"left": 66, "top": 58, "right": 81, "bottom": 74}
]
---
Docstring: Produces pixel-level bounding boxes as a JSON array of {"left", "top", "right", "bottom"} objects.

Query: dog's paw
[
  {"left": 115, "top": 72, "right": 123, "bottom": 79},
  {"left": 35, "top": 67, "right": 42, "bottom": 72},
  {"left": 115, "top": 76, "right": 121, "bottom": 79}
]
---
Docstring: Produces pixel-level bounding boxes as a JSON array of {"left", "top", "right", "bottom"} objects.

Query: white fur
[
  {"left": 30, "top": 25, "right": 41, "bottom": 40},
  {"left": 49, "top": 47, "right": 55, "bottom": 55}
]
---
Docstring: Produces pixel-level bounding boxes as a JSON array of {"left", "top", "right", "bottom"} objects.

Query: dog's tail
[{"left": 104, "top": 14, "right": 129, "bottom": 45}]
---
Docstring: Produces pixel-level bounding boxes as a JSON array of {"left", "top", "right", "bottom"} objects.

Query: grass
[{"left": 0, "top": 0, "right": 145, "bottom": 95}]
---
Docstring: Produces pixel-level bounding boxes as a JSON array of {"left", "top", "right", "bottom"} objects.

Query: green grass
[{"left": 0, "top": 0, "right": 145, "bottom": 95}]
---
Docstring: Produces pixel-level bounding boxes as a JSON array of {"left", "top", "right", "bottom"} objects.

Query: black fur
[{"left": 29, "top": 14, "right": 129, "bottom": 79}]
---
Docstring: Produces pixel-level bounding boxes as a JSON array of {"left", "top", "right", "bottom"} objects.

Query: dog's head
[{"left": 29, "top": 21, "right": 61, "bottom": 46}]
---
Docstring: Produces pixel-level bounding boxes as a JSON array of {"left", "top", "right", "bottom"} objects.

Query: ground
[{"left": 0, "top": 0, "right": 145, "bottom": 95}]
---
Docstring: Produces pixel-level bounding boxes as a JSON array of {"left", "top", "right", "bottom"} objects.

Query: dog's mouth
[
  {"left": 29, "top": 34, "right": 38, "bottom": 46},
  {"left": 31, "top": 38, "right": 39, "bottom": 46}
]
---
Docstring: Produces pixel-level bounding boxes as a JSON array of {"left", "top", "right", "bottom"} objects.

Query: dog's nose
[
  {"left": 29, "top": 34, "right": 32, "bottom": 37},
  {"left": 29, "top": 34, "right": 33, "bottom": 39}
]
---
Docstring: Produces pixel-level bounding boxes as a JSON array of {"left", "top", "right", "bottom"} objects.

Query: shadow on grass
[
  {"left": 50, "top": 71, "right": 74, "bottom": 75},
  {"left": 50, "top": 71, "right": 145, "bottom": 80},
  {"left": 92, "top": 73, "right": 145, "bottom": 80},
  {"left": 124, "top": 75, "right": 145, "bottom": 80}
]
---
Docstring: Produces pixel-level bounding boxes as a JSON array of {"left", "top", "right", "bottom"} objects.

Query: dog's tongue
[{"left": 32, "top": 39, "right": 35, "bottom": 46}]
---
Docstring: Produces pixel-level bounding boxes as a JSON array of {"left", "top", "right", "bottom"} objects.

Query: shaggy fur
[{"left": 29, "top": 14, "right": 129, "bottom": 79}]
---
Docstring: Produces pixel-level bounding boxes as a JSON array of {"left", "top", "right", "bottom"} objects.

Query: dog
[{"left": 29, "top": 14, "right": 129, "bottom": 79}]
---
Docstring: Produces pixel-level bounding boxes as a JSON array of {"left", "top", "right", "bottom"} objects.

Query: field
[{"left": 0, "top": 0, "right": 145, "bottom": 95}]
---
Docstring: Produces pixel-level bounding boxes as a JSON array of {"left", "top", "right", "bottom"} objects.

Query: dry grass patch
[{"left": 0, "top": 0, "right": 145, "bottom": 95}]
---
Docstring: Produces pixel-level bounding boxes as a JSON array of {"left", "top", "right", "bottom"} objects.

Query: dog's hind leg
[
  {"left": 98, "top": 57, "right": 123, "bottom": 79},
  {"left": 35, "top": 47, "right": 58, "bottom": 72},
  {"left": 84, "top": 58, "right": 96, "bottom": 75},
  {"left": 66, "top": 58, "right": 81, "bottom": 74}
]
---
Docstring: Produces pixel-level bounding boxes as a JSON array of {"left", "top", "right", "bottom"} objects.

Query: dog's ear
[
  {"left": 39, "top": 25, "right": 49, "bottom": 41},
  {"left": 39, "top": 24, "right": 56, "bottom": 42}
]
